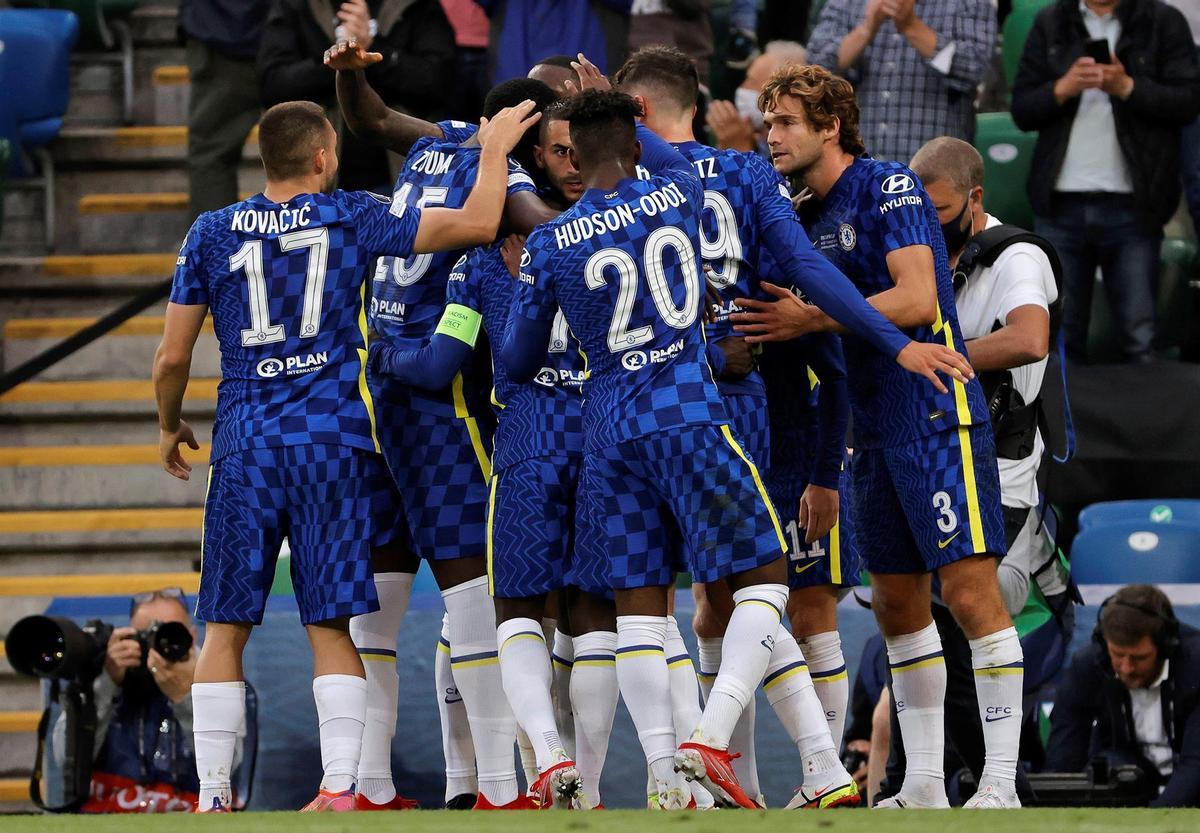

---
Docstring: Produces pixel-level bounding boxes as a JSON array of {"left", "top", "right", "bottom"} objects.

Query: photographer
[
  {"left": 48, "top": 589, "right": 220, "bottom": 813},
  {"left": 1046, "top": 585, "right": 1200, "bottom": 807}
]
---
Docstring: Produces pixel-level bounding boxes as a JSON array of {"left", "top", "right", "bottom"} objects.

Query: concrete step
[
  {"left": 152, "top": 64, "right": 189, "bottom": 126},
  {"left": 0, "top": 417, "right": 213, "bottom": 447},
  {"left": 72, "top": 190, "right": 257, "bottom": 254},
  {"left": 54, "top": 125, "right": 258, "bottom": 168},
  {"left": 3, "top": 315, "right": 221, "bottom": 380},
  {"left": 0, "top": 378, "right": 219, "bottom": 419},
  {"left": 0, "top": 545, "right": 198, "bottom": 577},
  {"left": 0, "top": 444, "right": 210, "bottom": 510},
  {"left": 0, "top": 571, "right": 201, "bottom": 597},
  {"left": 131, "top": 4, "right": 180, "bottom": 46},
  {"left": 0, "top": 676, "right": 41, "bottom": 713},
  {"left": 0, "top": 508, "right": 202, "bottom": 552},
  {"left": 0, "top": 253, "right": 175, "bottom": 295}
]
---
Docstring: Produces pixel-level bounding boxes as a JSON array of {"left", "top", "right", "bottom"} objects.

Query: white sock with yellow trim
[
  {"left": 497, "top": 617, "right": 563, "bottom": 772},
  {"left": 885, "top": 622, "right": 947, "bottom": 804},
  {"left": 798, "top": 630, "right": 850, "bottom": 749},
  {"left": 700, "top": 633, "right": 760, "bottom": 798},
  {"left": 615, "top": 615, "right": 678, "bottom": 789},
  {"left": 693, "top": 583, "right": 788, "bottom": 748},
  {"left": 665, "top": 615, "right": 702, "bottom": 742},
  {"left": 551, "top": 628, "right": 575, "bottom": 757},
  {"left": 442, "top": 577, "right": 518, "bottom": 805},
  {"left": 970, "top": 626, "right": 1023, "bottom": 792},
  {"left": 349, "top": 571, "right": 414, "bottom": 803},
  {"left": 434, "top": 613, "right": 477, "bottom": 802},
  {"left": 571, "top": 630, "right": 618, "bottom": 807},
  {"left": 762, "top": 626, "right": 843, "bottom": 784}
]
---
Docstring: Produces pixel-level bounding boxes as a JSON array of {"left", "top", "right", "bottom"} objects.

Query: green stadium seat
[
  {"left": 975, "top": 111, "right": 1036, "bottom": 230},
  {"left": 1002, "top": 0, "right": 1054, "bottom": 88}
]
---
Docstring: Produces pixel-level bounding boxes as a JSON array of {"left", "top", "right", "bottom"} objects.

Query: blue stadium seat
[
  {"left": 0, "top": 9, "right": 79, "bottom": 246},
  {"left": 1078, "top": 499, "right": 1200, "bottom": 531},
  {"left": 1070, "top": 522, "right": 1200, "bottom": 585}
]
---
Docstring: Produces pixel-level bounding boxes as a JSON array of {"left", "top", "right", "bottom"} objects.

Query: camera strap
[{"left": 29, "top": 699, "right": 52, "bottom": 811}]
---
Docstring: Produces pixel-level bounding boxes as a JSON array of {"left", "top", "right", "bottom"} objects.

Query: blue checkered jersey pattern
[
  {"left": 170, "top": 190, "right": 421, "bottom": 462},
  {"left": 802, "top": 156, "right": 987, "bottom": 449},
  {"left": 437, "top": 119, "right": 477, "bottom": 145},
  {"left": 672, "top": 142, "right": 797, "bottom": 398},
  {"left": 511, "top": 166, "right": 728, "bottom": 453},
  {"left": 449, "top": 244, "right": 584, "bottom": 471},
  {"left": 368, "top": 136, "right": 535, "bottom": 353}
]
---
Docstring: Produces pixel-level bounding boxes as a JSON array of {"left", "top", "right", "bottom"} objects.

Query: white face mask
[{"left": 735, "top": 87, "right": 765, "bottom": 130}]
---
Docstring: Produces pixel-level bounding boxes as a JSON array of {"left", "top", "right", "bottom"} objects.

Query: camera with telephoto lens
[{"left": 4, "top": 615, "right": 192, "bottom": 683}]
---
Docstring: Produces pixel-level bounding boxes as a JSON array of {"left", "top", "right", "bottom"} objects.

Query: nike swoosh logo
[
  {"left": 937, "top": 531, "right": 961, "bottom": 549},
  {"left": 984, "top": 714, "right": 1011, "bottom": 722},
  {"left": 794, "top": 561, "right": 819, "bottom": 575}
]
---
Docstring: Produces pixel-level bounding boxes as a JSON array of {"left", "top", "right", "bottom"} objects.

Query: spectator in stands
[
  {"left": 628, "top": 0, "right": 712, "bottom": 83},
  {"left": 1165, "top": 0, "right": 1200, "bottom": 242},
  {"left": 179, "top": 0, "right": 268, "bottom": 218},
  {"left": 257, "top": 0, "right": 456, "bottom": 190},
  {"left": 440, "top": 0, "right": 491, "bottom": 121},
  {"left": 478, "top": 0, "right": 630, "bottom": 86},
  {"left": 49, "top": 590, "right": 241, "bottom": 812},
  {"left": 806, "top": 0, "right": 996, "bottom": 162},
  {"left": 707, "top": 40, "right": 807, "bottom": 154},
  {"left": 1011, "top": 0, "right": 1200, "bottom": 364},
  {"left": 723, "top": 0, "right": 812, "bottom": 69},
  {"left": 1046, "top": 585, "right": 1200, "bottom": 807}
]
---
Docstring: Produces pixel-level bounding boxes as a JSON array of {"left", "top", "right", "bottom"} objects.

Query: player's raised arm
[
  {"left": 153, "top": 302, "right": 207, "bottom": 481},
  {"left": 326, "top": 39, "right": 443, "bottom": 155},
  {"left": 411, "top": 101, "right": 542, "bottom": 253}
]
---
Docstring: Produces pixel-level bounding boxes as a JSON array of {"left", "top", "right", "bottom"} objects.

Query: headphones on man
[{"left": 1092, "top": 593, "right": 1182, "bottom": 657}]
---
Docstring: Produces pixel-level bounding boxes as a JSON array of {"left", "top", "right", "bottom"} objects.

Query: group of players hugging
[{"left": 152, "top": 40, "right": 1024, "bottom": 813}]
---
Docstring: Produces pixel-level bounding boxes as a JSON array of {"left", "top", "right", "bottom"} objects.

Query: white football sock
[
  {"left": 313, "top": 674, "right": 367, "bottom": 793},
  {"left": 696, "top": 636, "right": 721, "bottom": 705},
  {"left": 435, "top": 614, "right": 477, "bottom": 801},
  {"left": 799, "top": 630, "right": 850, "bottom": 750},
  {"left": 571, "top": 630, "right": 618, "bottom": 807},
  {"left": 694, "top": 583, "right": 788, "bottom": 749},
  {"left": 615, "top": 615, "right": 678, "bottom": 789},
  {"left": 497, "top": 617, "right": 563, "bottom": 772},
  {"left": 763, "top": 626, "right": 842, "bottom": 783},
  {"left": 192, "top": 681, "right": 245, "bottom": 809},
  {"left": 697, "top": 634, "right": 755, "bottom": 799},
  {"left": 349, "top": 571, "right": 414, "bottom": 803},
  {"left": 551, "top": 628, "right": 576, "bottom": 757},
  {"left": 886, "top": 622, "right": 948, "bottom": 804},
  {"left": 970, "top": 627, "right": 1023, "bottom": 791},
  {"left": 665, "top": 615, "right": 702, "bottom": 742},
  {"left": 442, "top": 577, "right": 518, "bottom": 806}
]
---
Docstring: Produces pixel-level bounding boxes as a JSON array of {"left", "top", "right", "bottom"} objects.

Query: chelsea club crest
[{"left": 838, "top": 223, "right": 857, "bottom": 251}]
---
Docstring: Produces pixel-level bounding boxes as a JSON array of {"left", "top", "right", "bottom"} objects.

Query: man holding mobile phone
[{"left": 1011, "top": 0, "right": 1200, "bottom": 364}]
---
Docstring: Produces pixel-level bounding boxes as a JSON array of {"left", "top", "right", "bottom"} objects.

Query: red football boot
[
  {"left": 674, "top": 742, "right": 758, "bottom": 809},
  {"left": 300, "top": 788, "right": 356, "bottom": 812}
]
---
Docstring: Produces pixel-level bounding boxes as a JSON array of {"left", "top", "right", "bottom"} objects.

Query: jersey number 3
[
  {"left": 230, "top": 227, "right": 330, "bottom": 347},
  {"left": 584, "top": 226, "right": 701, "bottom": 353}
]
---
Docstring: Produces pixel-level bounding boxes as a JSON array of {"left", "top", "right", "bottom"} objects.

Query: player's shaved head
[
  {"left": 613, "top": 45, "right": 699, "bottom": 115},
  {"left": 483, "top": 78, "right": 558, "bottom": 169},
  {"left": 528, "top": 55, "right": 579, "bottom": 97},
  {"left": 563, "top": 90, "right": 643, "bottom": 168},
  {"left": 257, "top": 101, "right": 334, "bottom": 182},
  {"left": 910, "top": 137, "right": 984, "bottom": 198}
]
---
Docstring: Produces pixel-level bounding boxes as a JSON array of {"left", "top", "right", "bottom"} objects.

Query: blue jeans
[{"left": 1035, "top": 193, "right": 1161, "bottom": 363}]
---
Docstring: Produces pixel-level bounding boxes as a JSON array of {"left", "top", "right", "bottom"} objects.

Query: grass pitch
[{"left": 2, "top": 808, "right": 1199, "bottom": 833}]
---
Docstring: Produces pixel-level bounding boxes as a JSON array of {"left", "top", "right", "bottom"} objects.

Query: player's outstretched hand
[
  {"left": 732, "top": 281, "right": 824, "bottom": 342},
  {"left": 160, "top": 420, "right": 199, "bottom": 480},
  {"left": 323, "top": 38, "right": 382, "bottom": 71},
  {"left": 799, "top": 484, "right": 838, "bottom": 544},
  {"left": 566, "top": 53, "right": 612, "bottom": 94},
  {"left": 895, "top": 342, "right": 974, "bottom": 394},
  {"left": 477, "top": 100, "right": 542, "bottom": 154}
]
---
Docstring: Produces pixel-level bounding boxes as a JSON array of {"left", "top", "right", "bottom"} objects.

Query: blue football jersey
[
  {"left": 437, "top": 119, "right": 477, "bottom": 146},
  {"left": 368, "top": 136, "right": 535, "bottom": 352},
  {"left": 511, "top": 166, "right": 728, "bottom": 453},
  {"left": 447, "top": 245, "right": 585, "bottom": 471},
  {"left": 170, "top": 190, "right": 421, "bottom": 461},
  {"left": 803, "top": 157, "right": 987, "bottom": 449}
]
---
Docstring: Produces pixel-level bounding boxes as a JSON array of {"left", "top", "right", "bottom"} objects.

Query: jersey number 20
[{"left": 584, "top": 226, "right": 701, "bottom": 353}]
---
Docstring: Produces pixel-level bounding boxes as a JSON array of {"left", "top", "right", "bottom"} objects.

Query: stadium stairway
[{"left": 0, "top": 0, "right": 244, "bottom": 807}]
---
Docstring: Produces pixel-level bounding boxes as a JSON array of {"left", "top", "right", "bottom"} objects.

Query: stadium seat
[
  {"left": 1002, "top": 0, "right": 1054, "bottom": 88},
  {"left": 975, "top": 111, "right": 1035, "bottom": 230},
  {"left": 1079, "top": 499, "right": 1200, "bottom": 531},
  {"left": 12, "top": 0, "right": 137, "bottom": 122},
  {"left": 1069, "top": 522, "right": 1200, "bottom": 585},
  {"left": 0, "top": 8, "right": 79, "bottom": 246}
]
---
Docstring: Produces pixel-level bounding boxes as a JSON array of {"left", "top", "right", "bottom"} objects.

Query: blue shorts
[
  {"left": 197, "top": 444, "right": 384, "bottom": 626},
  {"left": 724, "top": 393, "right": 770, "bottom": 477},
  {"left": 770, "top": 465, "right": 862, "bottom": 590},
  {"left": 571, "top": 424, "right": 787, "bottom": 593},
  {"left": 373, "top": 382, "right": 494, "bottom": 561},
  {"left": 852, "top": 426, "right": 1006, "bottom": 575},
  {"left": 488, "top": 455, "right": 580, "bottom": 599}
]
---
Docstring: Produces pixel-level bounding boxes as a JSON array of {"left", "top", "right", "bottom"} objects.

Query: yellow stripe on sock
[
  {"left": 436, "top": 641, "right": 451, "bottom": 655},
  {"left": 615, "top": 649, "right": 664, "bottom": 660},
  {"left": 450, "top": 657, "right": 499, "bottom": 669},
  {"left": 360, "top": 654, "right": 398, "bottom": 663},
  {"left": 573, "top": 658, "right": 616, "bottom": 667},
  {"left": 501, "top": 632, "right": 545, "bottom": 649},
  {"left": 736, "top": 599, "right": 782, "bottom": 616},
  {"left": 812, "top": 670, "right": 849, "bottom": 684},
  {"left": 667, "top": 657, "right": 694, "bottom": 669},
  {"left": 975, "top": 667, "right": 1024, "bottom": 676},
  {"left": 892, "top": 657, "right": 946, "bottom": 673},
  {"left": 762, "top": 665, "right": 809, "bottom": 692}
]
